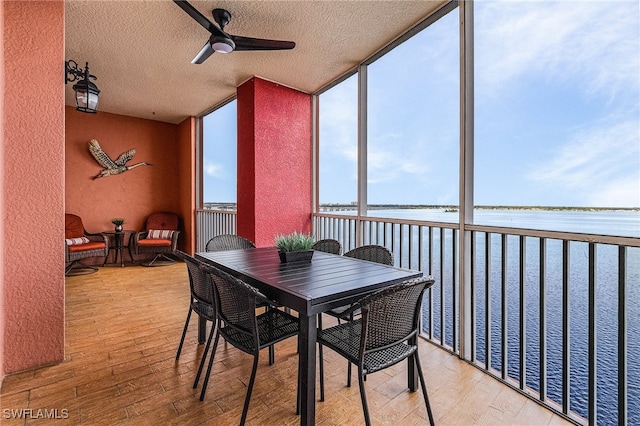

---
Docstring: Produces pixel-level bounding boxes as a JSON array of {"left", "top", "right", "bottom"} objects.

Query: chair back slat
[
  {"left": 206, "top": 234, "right": 256, "bottom": 252},
  {"left": 360, "top": 277, "right": 434, "bottom": 351},
  {"left": 344, "top": 245, "right": 393, "bottom": 266}
]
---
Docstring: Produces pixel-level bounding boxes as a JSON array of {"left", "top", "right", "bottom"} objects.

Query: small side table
[{"left": 102, "top": 230, "right": 134, "bottom": 267}]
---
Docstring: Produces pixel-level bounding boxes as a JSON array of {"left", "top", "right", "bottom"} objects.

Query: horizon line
[{"left": 202, "top": 202, "right": 640, "bottom": 211}]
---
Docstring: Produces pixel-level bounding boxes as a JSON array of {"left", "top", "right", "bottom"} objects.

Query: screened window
[
  {"left": 474, "top": 0, "right": 640, "bottom": 212},
  {"left": 318, "top": 75, "right": 358, "bottom": 210},
  {"left": 367, "top": 9, "right": 459, "bottom": 219},
  {"left": 202, "top": 100, "right": 237, "bottom": 209}
]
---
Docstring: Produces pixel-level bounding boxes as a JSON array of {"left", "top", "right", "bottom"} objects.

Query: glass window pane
[
  {"left": 475, "top": 0, "right": 640, "bottom": 214},
  {"left": 318, "top": 75, "right": 358, "bottom": 210},
  {"left": 367, "top": 10, "right": 460, "bottom": 220},
  {"left": 202, "top": 100, "right": 237, "bottom": 209}
]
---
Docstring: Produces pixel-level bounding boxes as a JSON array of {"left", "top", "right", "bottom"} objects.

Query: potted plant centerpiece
[
  {"left": 111, "top": 218, "right": 125, "bottom": 232},
  {"left": 275, "top": 231, "right": 315, "bottom": 263}
]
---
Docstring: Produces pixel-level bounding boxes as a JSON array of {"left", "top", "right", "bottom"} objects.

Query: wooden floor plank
[{"left": 1, "top": 263, "right": 573, "bottom": 425}]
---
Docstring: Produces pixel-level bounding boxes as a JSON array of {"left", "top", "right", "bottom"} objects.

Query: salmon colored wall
[
  {"left": 65, "top": 107, "right": 183, "bottom": 258},
  {"left": 237, "top": 78, "right": 312, "bottom": 247},
  {"left": 2, "top": 1, "right": 66, "bottom": 374},
  {"left": 176, "top": 117, "right": 196, "bottom": 254}
]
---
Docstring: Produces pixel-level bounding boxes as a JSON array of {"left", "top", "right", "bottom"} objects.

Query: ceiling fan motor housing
[{"left": 212, "top": 8, "right": 231, "bottom": 30}]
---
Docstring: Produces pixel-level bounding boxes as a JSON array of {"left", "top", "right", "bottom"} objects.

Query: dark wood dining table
[{"left": 195, "top": 246, "right": 423, "bottom": 425}]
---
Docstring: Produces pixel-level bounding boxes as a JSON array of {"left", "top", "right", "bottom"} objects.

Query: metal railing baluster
[
  {"left": 519, "top": 235, "right": 526, "bottom": 390},
  {"left": 501, "top": 234, "right": 508, "bottom": 381},
  {"left": 485, "top": 232, "right": 491, "bottom": 372},
  {"left": 428, "top": 226, "right": 434, "bottom": 341},
  {"left": 618, "top": 246, "right": 627, "bottom": 426},
  {"left": 539, "top": 237, "right": 547, "bottom": 402},
  {"left": 453, "top": 229, "right": 458, "bottom": 353},
  {"left": 588, "top": 243, "right": 597, "bottom": 424},
  {"left": 470, "top": 230, "right": 476, "bottom": 362},
  {"left": 562, "top": 240, "right": 571, "bottom": 415},
  {"left": 440, "top": 227, "right": 445, "bottom": 346}
]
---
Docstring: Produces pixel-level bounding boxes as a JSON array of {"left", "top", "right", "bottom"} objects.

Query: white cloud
[
  {"left": 476, "top": 1, "right": 640, "bottom": 100},
  {"left": 321, "top": 75, "right": 439, "bottom": 186},
  {"left": 204, "top": 161, "right": 225, "bottom": 178},
  {"left": 367, "top": 133, "right": 432, "bottom": 184},
  {"left": 528, "top": 118, "right": 640, "bottom": 206},
  {"left": 319, "top": 77, "right": 358, "bottom": 162},
  {"left": 367, "top": 150, "right": 427, "bottom": 184}
]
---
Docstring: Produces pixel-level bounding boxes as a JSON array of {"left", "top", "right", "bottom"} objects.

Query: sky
[{"left": 203, "top": 0, "right": 640, "bottom": 208}]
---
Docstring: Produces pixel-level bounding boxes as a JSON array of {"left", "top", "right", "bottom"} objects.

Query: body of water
[
  {"left": 366, "top": 207, "right": 640, "bottom": 238},
  {"left": 343, "top": 208, "right": 639, "bottom": 425}
]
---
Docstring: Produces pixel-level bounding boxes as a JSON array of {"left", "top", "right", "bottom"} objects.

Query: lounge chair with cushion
[{"left": 65, "top": 213, "right": 109, "bottom": 276}]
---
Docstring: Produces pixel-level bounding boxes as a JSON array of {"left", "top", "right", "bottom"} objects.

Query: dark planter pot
[{"left": 279, "top": 250, "right": 314, "bottom": 263}]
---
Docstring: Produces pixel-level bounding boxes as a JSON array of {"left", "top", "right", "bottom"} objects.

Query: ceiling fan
[{"left": 173, "top": 0, "right": 296, "bottom": 64}]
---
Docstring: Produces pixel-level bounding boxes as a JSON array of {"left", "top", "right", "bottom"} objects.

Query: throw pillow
[
  {"left": 147, "top": 229, "right": 175, "bottom": 240},
  {"left": 66, "top": 237, "right": 90, "bottom": 245}
]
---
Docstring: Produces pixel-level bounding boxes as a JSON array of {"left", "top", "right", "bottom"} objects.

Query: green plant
[
  {"left": 275, "top": 231, "right": 314, "bottom": 252},
  {"left": 111, "top": 217, "right": 125, "bottom": 226}
]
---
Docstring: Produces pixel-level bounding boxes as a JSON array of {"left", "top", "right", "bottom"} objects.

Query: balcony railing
[
  {"left": 196, "top": 208, "right": 237, "bottom": 252},
  {"left": 195, "top": 208, "right": 639, "bottom": 425},
  {"left": 314, "top": 211, "right": 639, "bottom": 426}
]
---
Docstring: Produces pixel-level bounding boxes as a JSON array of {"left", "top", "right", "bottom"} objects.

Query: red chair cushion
[
  {"left": 145, "top": 212, "right": 179, "bottom": 231},
  {"left": 68, "top": 242, "right": 106, "bottom": 253},
  {"left": 65, "top": 214, "right": 86, "bottom": 239},
  {"left": 137, "top": 239, "right": 172, "bottom": 247}
]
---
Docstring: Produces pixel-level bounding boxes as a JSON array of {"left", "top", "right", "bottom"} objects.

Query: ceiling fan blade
[
  {"left": 231, "top": 35, "right": 296, "bottom": 51},
  {"left": 191, "top": 40, "right": 215, "bottom": 64},
  {"left": 173, "top": 0, "right": 226, "bottom": 38}
]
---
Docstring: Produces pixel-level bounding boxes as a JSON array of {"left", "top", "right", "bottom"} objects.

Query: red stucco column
[{"left": 236, "top": 78, "right": 312, "bottom": 247}]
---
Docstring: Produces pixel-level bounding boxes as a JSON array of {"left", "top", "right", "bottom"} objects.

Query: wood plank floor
[{"left": 0, "top": 263, "right": 573, "bottom": 425}]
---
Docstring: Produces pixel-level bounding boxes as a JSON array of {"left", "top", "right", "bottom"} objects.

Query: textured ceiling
[{"left": 65, "top": 0, "right": 449, "bottom": 124}]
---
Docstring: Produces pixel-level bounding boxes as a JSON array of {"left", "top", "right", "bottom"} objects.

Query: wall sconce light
[{"left": 65, "top": 60, "right": 100, "bottom": 114}]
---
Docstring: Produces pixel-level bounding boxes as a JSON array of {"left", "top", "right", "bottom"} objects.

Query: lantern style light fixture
[{"left": 65, "top": 60, "right": 100, "bottom": 114}]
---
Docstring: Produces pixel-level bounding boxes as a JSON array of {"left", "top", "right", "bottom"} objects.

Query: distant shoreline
[
  {"left": 204, "top": 202, "right": 639, "bottom": 212},
  {"left": 323, "top": 204, "right": 640, "bottom": 212}
]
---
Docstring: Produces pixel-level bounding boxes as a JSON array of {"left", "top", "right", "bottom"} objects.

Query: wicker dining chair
[
  {"left": 205, "top": 234, "right": 256, "bottom": 252},
  {"left": 326, "top": 246, "right": 394, "bottom": 322},
  {"left": 174, "top": 251, "right": 218, "bottom": 389},
  {"left": 197, "top": 264, "right": 300, "bottom": 424},
  {"left": 334, "top": 245, "right": 394, "bottom": 318},
  {"left": 203, "top": 233, "right": 279, "bottom": 363},
  {"left": 329, "top": 245, "right": 394, "bottom": 324},
  {"left": 343, "top": 244, "right": 393, "bottom": 265},
  {"left": 317, "top": 276, "right": 436, "bottom": 426},
  {"left": 318, "top": 244, "right": 394, "bottom": 397},
  {"left": 311, "top": 238, "right": 342, "bottom": 255}
]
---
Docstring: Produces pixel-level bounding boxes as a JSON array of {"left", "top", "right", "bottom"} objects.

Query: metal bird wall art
[{"left": 88, "top": 139, "right": 151, "bottom": 180}]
